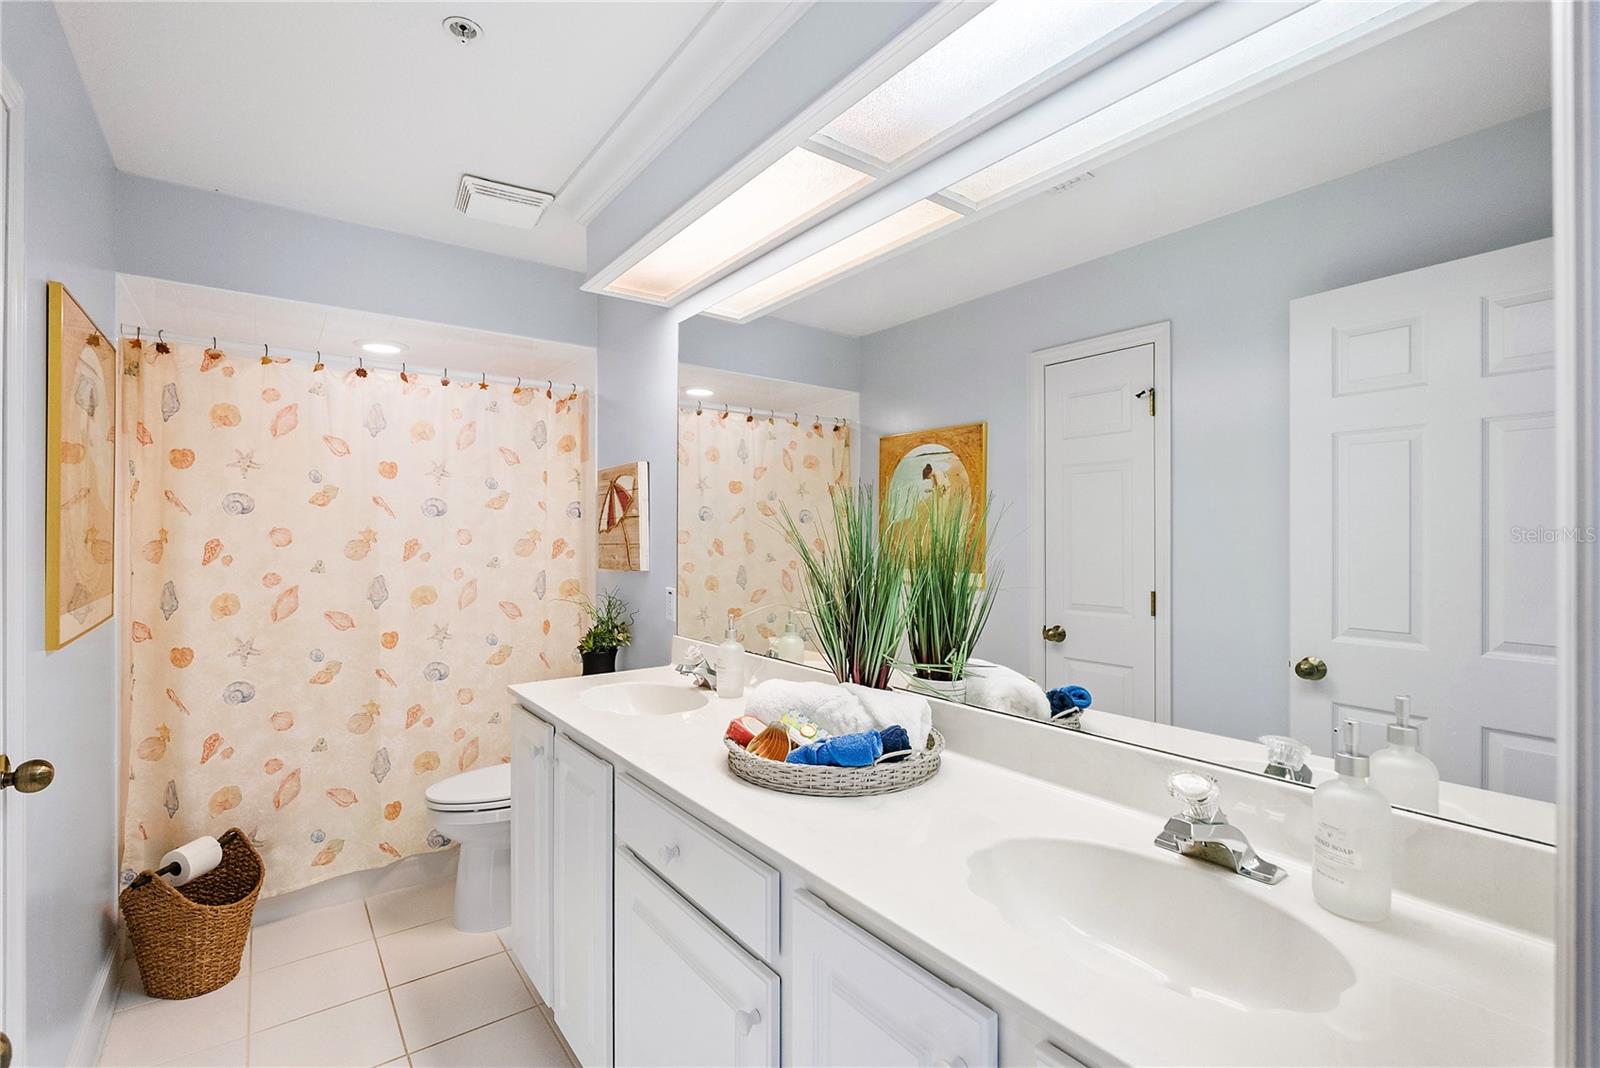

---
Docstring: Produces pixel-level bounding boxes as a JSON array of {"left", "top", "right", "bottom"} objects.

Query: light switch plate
[{"left": 665, "top": 586, "right": 676, "bottom": 623}]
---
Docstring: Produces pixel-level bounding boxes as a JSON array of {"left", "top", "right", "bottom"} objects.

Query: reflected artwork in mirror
[{"left": 675, "top": 0, "right": 1557, "bottom": 845}]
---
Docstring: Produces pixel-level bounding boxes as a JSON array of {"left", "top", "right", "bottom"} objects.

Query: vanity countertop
[{"left": 509, "top": 666, "right": 1553, "bottom": 1067}]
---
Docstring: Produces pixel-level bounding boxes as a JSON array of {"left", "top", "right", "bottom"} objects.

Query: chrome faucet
[
  {"left": 1154, "top": 770, "right": 1286, "bottom": 885},
  {"left": 673, "top": 646, "right": 717, "bottom": 689}
]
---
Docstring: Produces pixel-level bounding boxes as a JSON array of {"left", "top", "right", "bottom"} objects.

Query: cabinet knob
[
  {"left": 735, "top": 1009, "right": 761, "bottom": 1036},
  {"left": 659, "top": 843, "right": 681, "bottom": 866}
]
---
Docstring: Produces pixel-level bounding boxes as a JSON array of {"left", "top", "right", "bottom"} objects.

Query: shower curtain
[
  {"left": 120, "top": 340, "right": 591, "bottom": 895},
  {"left": 677, "top": 408, "right": 850, "bottom": 650}
]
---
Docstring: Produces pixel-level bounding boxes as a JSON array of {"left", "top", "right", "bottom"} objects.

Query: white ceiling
[
  {"left": 118, "top": 274, "right": 596, "bottom": 386},
  {"left": 59, "top": 2, "right": 791, "bottom": 272},
  {"left": 771, "top": 1, "right": 1552, "bottom": 337}
]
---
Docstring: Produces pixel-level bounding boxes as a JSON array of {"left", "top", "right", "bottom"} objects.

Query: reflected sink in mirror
[
  {"left": 968, "top": 838, "right": 1355, "bottom": 1013},
  {"left": 580, "top": 682, "right": 710, "bottom": 717}
]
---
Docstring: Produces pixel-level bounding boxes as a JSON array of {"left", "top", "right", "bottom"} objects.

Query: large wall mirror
[{"left": 676, "top": 1, "right": 1556, "bottom": 844}]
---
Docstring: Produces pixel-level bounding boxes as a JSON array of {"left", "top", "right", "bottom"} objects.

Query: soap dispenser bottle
[
  {"left": 775, "top": 611, "right": 806, "bottom": 664},
  {"left": 1313, "top": 719, "right": 1393, "bottom": 922},
  {"left": 1368, "top": 696, "right": 1440, "bottom": 813},
  {"left": 716, "top": 613, "right": 746, "bottom": 699}
]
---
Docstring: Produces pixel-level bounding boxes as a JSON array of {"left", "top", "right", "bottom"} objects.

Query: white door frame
[
  {"left": 1, "top": 64, "right": 26, "bottom": 1061},
  {"left": 1552, "top": 2, "right": 1599, "bottom": 1062},
  {"left": 1028, "top": 321, "right": 1172, "bottom": 722}
]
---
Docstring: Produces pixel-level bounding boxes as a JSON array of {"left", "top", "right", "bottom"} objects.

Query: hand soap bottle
[
  {"left": 716, "top": 613, "right": 746, "bottom": 699},
  {"left": 1313, "top": 719, "right": 1393, "bottom": 922},
  {"left": 774, "top": 611, "right": 806, "bottom": 664},
  {"left": 1368, "top": 696, "right": 1440, "bottom": 813}
]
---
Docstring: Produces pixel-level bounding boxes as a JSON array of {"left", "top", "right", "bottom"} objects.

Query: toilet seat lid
[{"left": 425, "top": 764, "right": 510, "bottom": 809}]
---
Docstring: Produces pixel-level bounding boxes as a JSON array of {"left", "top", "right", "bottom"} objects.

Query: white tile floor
[{"left": 101, "top": 881, "right": 578, "bottom": 1068}]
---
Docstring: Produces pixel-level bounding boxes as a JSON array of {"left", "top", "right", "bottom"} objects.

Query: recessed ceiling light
[
  {"left": 358, "top": 340, "right": 406, "bottom": 356},
  {"left": 684, "top": 387, "right": 715, "bottom": 398}
]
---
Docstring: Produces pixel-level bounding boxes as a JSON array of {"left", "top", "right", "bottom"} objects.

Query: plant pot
[
  {"left": 580, "top": 649, "right": 618, "bottom": 675},
  {"left": 911, "top": 675, "right": 966, "bottom": 704}
]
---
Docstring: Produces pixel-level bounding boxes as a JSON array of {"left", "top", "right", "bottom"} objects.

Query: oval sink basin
[
  {"left": 580, "top": 682, "right": 710, "bottom": 717},
  {"left": 968, "top": 838, "right": 1354, "bottom": 1013}
]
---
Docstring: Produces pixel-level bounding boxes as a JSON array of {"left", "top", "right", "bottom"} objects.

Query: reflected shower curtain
[
  {"left": 677, "top": 408, "right": 850, "bottom": 650},
  {"left": 120, "top": 340, "right": 590, "bottom": 895}
]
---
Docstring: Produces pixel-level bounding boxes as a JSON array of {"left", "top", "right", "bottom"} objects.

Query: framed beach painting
[
  {"left": 598, "top": 460, "right": 649, "bottom": 571},
  {"left": 878, "top": 421, "right": 988, "bottom": 574},
  {"left": 46, "top": 281, "right": 117, "bottom": 649}
]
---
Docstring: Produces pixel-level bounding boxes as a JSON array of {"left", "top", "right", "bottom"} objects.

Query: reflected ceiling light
[
  {"left": 947, "top": 0, "right": 1410, "bottom": 205},
  {"left": 708, "top": 200, "right": 960, "bottom": 321},
  {"left": 684, "top": 387, "right": 715, "bottom": 398},
  {"left": 358, "top": 340, "right": 406, "bottom": 355},
  {"left": 605, "top": 148, "right": 872, "bottom": 302},
  {"left": 818, "top": 0, "right": 1162, "bottom": 167}
]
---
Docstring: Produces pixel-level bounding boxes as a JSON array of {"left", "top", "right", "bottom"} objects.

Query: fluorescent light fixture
[
  {"left": 708, "top": 200, "right": 959, "bottom": 321},
  {"left": 947, "top": 0, "right": 1410, "bottom": 205},
  {"left": 605, "top": 148, "right": 872, "bottom": 302},
  {"left": 358, "top": 340, "right": 406, "bottom": 355},
  {"left": 818, "top": 0, "right": 1161, "bottom": 167},
  {"left": 684, "top": 387, "right": 715, "bottom": 398}
]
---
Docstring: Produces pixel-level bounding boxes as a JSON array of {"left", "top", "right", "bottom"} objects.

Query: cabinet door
[
  {"left": 510, "top": 709, "right": 555, "bottom": 997},
  {"left": 552, "top": 734, "right": 614, "bottom": 1067},
  {"left": 615, "top": 847, "right": 779, "bottom": 1068},
  {"left": 790, "top": 891, "right": 997, "bottom": 1068}
]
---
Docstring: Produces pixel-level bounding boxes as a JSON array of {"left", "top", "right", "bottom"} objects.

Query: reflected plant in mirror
[{"left": 899, "top": 491, "right": 1001, "bottom": 704}]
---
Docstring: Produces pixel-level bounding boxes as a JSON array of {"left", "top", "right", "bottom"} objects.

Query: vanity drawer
[{"left": 616, "top": 774, "right": 779, "bottom": 963}]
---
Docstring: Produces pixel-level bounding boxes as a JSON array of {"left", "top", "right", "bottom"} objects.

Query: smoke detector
[
  {"left": 442, "top": 16, "right": 482, "bottom": 43},
  {"left": 455, "top": 175, "right": 554, "bottom": 229}
]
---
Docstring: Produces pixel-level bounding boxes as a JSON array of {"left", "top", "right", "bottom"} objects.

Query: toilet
[{"left": 424, "top": 763, "right": 513, "bottom": 933}]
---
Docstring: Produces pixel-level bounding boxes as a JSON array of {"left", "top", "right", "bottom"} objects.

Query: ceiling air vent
[{"left": 455, "top": 174, "right": 554, "bottom": 229}]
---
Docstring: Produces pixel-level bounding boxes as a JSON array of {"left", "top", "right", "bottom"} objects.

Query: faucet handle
[{"left": 1167, "top": 769, "right": 1221, "bottom": 821}]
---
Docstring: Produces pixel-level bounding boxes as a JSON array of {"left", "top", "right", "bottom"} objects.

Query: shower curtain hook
[
  {"left": 400, "top": 362, "right": 409, "bottom": 384},
  {"left": 355, "top": 355, "right": 368, "bottom": 378},
  {"left": 211, "top": 336, "right": 217, "bottom": 350},
  {"left": 156, "top": 329, "right": 170, "bottom": 355},
  {"left": 440, "top": 367, "right": 450, "bottom": 386},
  {"left": 313, "top": 350, "right": 325, "bottom": 373},
  {"left": 479, "top": 371, "right": 488, "bottom": 391},
  {"left": 513, "top": 376, "right": 522, "bottom": 395},
  {"left": 545, "top": 379, "right": 553, "bottom": 399},
  {"left": 261, "top": 343, "right": 272, "bottom": 366},
  {"left": 696, "top": 400, "right": 703, "bottom": 415}
]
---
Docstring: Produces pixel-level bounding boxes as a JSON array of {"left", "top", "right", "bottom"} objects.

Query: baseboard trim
[
  {"left": 250, "top": 848, "right": 457, "bottom": 928},
  {"left": 67, "top": 945, "right": 119, "bottom": 1068}
]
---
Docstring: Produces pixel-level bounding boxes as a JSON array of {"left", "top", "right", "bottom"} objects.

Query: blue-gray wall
[
  {"left": 860, "top": 111, "right": 1554, "bottom": 741},
  {"left": 2, "top": 3, "right": 122, "bottom": 1063},
  {"left": 678, "top": 315, "right": 862, "bottom": 392}
]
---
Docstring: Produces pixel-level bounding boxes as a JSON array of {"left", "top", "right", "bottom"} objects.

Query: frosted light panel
[
  {"left": 819, "top": 0, "right": 1160, "bottom": 166},
  {"left": 709, "top": 200, "right": 960, "bottom": 320},
  {"left": 948, "top": 0, "right": 1408, "bottom": 204},
  {"left": 606, "top": 148, "right": 872, "bottom": 301}
]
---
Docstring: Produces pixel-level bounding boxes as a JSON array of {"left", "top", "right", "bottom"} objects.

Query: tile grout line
[
  {"left": 402, "top": 990, "right": 538, "bottom": 1060},
  {"left": 363, "top": 899, "right": 414, "bottom": 1067}
]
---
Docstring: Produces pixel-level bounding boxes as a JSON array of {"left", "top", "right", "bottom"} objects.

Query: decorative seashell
[
  {"left": 274, "top": 769, "right": 302, "bottom": 809},
  {"left": 170, "top": 647, "right": 194, "bottom": 668},
  {"left": 405, "top": 704, "right": 423, "bottom": 728},
  {"left": 326, "top": 787, "right": 358, "bottom": 808},
  {"left": 270, "top": 710, "right": 294, "bottom": 731},
  {"left": 498, "top": 601, "right": 522, "bottom": 620},
  {"left": 409, "top": 585, "right": 437, "bottom": 607},
  {"left": 746, "top": 725, "right": 793, "bottom": 762},
  {"left": 309, "top": 648, "right": 325, "bottom": 663},
  {"left": 381, "top": 630, "right": 399, "bottom": 649},
  {"left": 270, "top": 585, "right": 299, "bottom": 622},
  {"left": 566, "top": 501, "right": 582, "bottom": 519},
  {"left": 164, "top": 490, "right": 192, "bottom": 515},
  {"left": 458, "top": 737, "right": 480, "bottom": 771},
  {"left": 413, "top": 751, "right": 440, "bottom": 773},
  {"left": 311, "top": 839, "right": 345, "bottom": 867},
  {"left": 201, "top": 538, "right": 223, "bottom": 566},
  {"left": 132, "top": 621, "right": 152, "bottom": 643},
  {"left": 371, "top": 496, "right": 395, "bottom": 519},
  {"left": 270, "top": 404, "right": 299, "bottom": 437},
  {"left": 160, "top": 581, "right": 179, "bottom": 620},
  {"left": 531, "top": 420, "right": 547, "bottom": 449},
  {"left": 534, "top": 571, "right": 548, "bottom": 600},
  {"left": 308, "top": 661, "right": 342, "bottom": 685},
  {"left": 364, "top": 404, "right": 387, "bottom": 438},
  {"left": 309, "top": 470, "right": 323, "bottom": 485},
  {"left": 420, "top": 497, "right": 447, "bottom": 517},
  {"left": 371, "top": 747, "right": 391, "bottom": 783},
  {"left": 160, "top": 383, "right": 180, "bottom": 422},
  {"left": 411, "top": 420, "right": 435, "bottom": 442},
  {"left": 423, "top": 661, "right": 450, "bottom": 682},
  {"left": 210, "top": 403, "right": 241, "bottom": 428},
  {"left": 308, "top": 486, "right": 339, "bottom": 507},
  {"left": 308, "top": 828, "right": 324, "bottom": 844},
  {"left": 222, "top": 681, "right": 256, "bottom": 705},
  {"left": 368, "top": 576, "right": 390, "bottom": 610},
  {"left": 169, "top": 448, "right": 195, "bottom": 469},
  {"left": 557, "top": 434, "right": 577, "bottom": 454},
  {"left": 264, "top": 757, "right": 283, "bottom": 774},
  {"left": 485, "top": 490, "right": 509, "bottom": 510},
  {"left": 311, "top": 737, "right": 328, "bottom": 752},
  {"left": 137, "top": 724, "right": 171, "bottom": 761},
  {"left": 323, "top": 434, "right": 351, "bottom": 457},
  {"left": 736, "top": 565, "right": 748, "bottom": 589},
  {"left": 498, "top": 447, "right": 520, "bottom": 466},
  {"left": 269, "top": 527, "right": 293, "bottom": 547},
  {"left": 222, "top": 492, "right": 255, "bottom": 516},
  {"left": 325, "top": 610, "right": 356, "bottom": 631},
  {"left": 162, "top": 779, "right": 179, "bottom": 819},
  {"left": 486, "top": 645, "right": 512, "bottom": 666},
  {"left": 378, "top": 841, "right": 401, "bottom": 860},
  {"left": 383, "top": 801, "right": 401, "bottom": 821},
  {"left": 378, "top": 460, "right": 398, "bottom": 479},
  {"left": 200, "top": 733, "right": 224, "bottom": 764},
  {"left": 426, "top": 830, "right": 451, "bottom": 849},
  {"left": 456, "top": 422, "right": 476, "bottom": 451}
]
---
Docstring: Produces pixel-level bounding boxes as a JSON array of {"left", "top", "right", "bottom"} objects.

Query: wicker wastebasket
[{"left": 118, "top": 828, "right": 264, "bottom": 999}]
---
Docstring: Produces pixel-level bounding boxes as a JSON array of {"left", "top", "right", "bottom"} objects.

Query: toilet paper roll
[{"left": 160, "top": 836, "right": 223, "bottom": 886}]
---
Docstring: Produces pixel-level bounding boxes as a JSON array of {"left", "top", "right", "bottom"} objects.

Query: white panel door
[
  {"left": 789, "top": 891, "right": 997, "bottom": 1068},
  {"left": 614, "top": 847, "right": 779, "bottom": 1068},
  {"left": 1289, "top": 238, "right": 1555, "bottom": 798},
  {"left": 1043, "top": 343, "right": 1157, "bottom": 719},
  {"left": 510, "top": 708, "right": 554, "bottom": 998},
  {"left": 552, "top": 733, "right": 614, "bottom": 1067}
]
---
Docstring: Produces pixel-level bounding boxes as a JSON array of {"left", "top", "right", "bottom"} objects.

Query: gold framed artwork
[
  {"left": 598, "top": 460, "right": 649, "bottom": 571},
  {"left": 46, "top": 281, "right": 117, "bottom": 649},
  {"left": 878, "top": 421, "right": 988, "bottom": 573}
]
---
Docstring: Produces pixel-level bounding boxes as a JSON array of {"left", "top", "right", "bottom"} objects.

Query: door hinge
[
  {"left": 1135, "top": 387, "right": 1155, "bottom": 416},
  {"left": 1150, "top": 590, "right": 1157, "bottom": 617}
]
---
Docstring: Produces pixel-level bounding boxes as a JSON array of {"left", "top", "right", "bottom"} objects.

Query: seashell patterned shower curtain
[{"left": 120, "top": 340, "right": 591, "bottom": 895}]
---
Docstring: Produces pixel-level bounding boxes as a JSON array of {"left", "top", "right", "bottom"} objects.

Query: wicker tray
[{"left": 724, "top": 728, "right": 944, "bottom": 796}]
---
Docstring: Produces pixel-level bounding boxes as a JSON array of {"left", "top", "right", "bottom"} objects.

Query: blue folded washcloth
[
  {"left": 1046, "top": 685, "right": 1092, "bottom": 718},
  {"left": 786, "top": 730, "right": 884, "bottom": 767},
  {"left": 878, "top": 724, "right": 911, "bottom": 758}
]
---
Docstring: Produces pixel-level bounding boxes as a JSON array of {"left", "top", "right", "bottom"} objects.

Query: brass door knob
[
  {"left": 2, "top": 1029, "right": 11, "bottom": 1068},
  {"left": 1042, "top": 624, "right": 1066, "bottom": 643},
  {"left": 0, "top": 755, "right": 54, "bottom": 794},
  {"left": 1294, "top": 656, "right": 1328, "bottom": 681}
]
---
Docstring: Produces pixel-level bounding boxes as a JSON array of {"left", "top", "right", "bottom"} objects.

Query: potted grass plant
[
  {"left": 900, "top": 490, "right": 1000, "bottom": 704},
  {"left": 571, "top": 589, "right": 635, "bottom": 675},
  {"left": 777, "top": 483, "right": 909, "bottom": 689}
]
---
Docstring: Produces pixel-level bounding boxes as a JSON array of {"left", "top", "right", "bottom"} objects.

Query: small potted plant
[
  {"left": 572, "top": 589, "right": 634, "bottom": 675},
  {"left": 900, "top": 490, "right": 1000, "bottom": 703}
]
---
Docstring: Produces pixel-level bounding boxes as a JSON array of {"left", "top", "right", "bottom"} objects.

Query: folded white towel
[
  {"left": 842, "top": 683, "right": 932, "bottom": 753},
  {"left": 962, "top": 659, "right": 1050, "bottom": 721},
  {"left": 744, "top": 679, "right": 874, "bottom": 738}
]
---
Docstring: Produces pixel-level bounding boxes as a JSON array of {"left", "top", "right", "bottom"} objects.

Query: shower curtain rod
[
  {"left": 118, "top": 324, "right": 587, "bottom": 396},
  {"left": 679, "top": 400, "right": 850, "bottom": 427}
]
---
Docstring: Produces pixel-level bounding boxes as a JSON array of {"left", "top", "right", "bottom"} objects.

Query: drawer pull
[
  {"left": 735, "top": 1009, "right": 761, "bottom": 1036},
  {"left": 659, "top": 843, "right": 681, "bottom": 866}
]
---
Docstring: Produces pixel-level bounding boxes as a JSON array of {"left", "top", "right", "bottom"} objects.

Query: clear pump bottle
[
  {"left": 716, "top": 613, "right": 746, "bottom": 699},
  {"left": 1312, "top": 719, "right": 1393, "bottom": 922},
  {"left": 1368, "top": 696, "right": 1440, "bottom": 813}
]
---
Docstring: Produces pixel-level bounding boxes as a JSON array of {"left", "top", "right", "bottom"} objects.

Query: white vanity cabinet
[
  {"left": 614, "top": 846, "right": 780, "bottom": 1067},
  {"left": 551, "top": 733, "right": 615, "bottom": 1068},
  {"left": 509, "top": 708, "right": 554, "bottom": 996},
  {"left": 789, "top": 890, "right": 999, "bottom": 1068}
]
